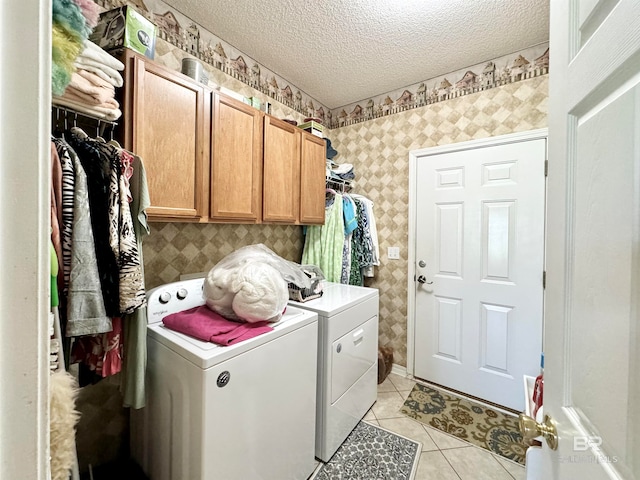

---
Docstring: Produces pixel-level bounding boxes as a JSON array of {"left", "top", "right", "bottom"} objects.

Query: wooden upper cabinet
[
  {"left": 210, "top": 93, "right": 263, "bottom": 222},
  {"left": 123, "top": 50, "right": 210, "bottom": 221},
  {"left": 121, "top": 50, "right": 208, "bottom": 221},
  {"left": 262, "top": 116, "right": 301, "bottom": 223},
  {"left": 299, "top": 133, "right": 326, "bottom": 224},
  {"left": 119, "top": 50, "right": 325, "bottom": 225}
]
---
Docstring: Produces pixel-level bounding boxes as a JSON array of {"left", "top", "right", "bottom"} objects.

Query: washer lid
[
  {"left": 288, "top": 282, "right": 378, "bottom": 316},
  {"left": 148, "top": 305, "right": 317, "bottom": 369}
]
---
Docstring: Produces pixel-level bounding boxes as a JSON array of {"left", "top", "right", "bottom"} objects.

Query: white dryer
[
  {"left": 131, "top": 278, "right": 319, "bottom": 480},
  {"left": 289, "top": 282, "right": 379, "bottom": 461}
]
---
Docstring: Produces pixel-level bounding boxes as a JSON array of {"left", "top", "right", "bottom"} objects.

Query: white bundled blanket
[
  {"left": 232, "top": 263, "right": 288, "bottom": 323},
  {"left": 204, "top": 244, "right": 312, "bottom": 323}
]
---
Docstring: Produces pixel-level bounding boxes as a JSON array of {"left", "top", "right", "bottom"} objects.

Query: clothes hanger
[{"left": 52, "top": 107, "right": 64, "bottom": 138}]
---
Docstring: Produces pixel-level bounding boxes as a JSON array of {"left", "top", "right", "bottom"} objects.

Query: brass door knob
[{"left": 519, "top": 413, "right": 558, "bottom": 450}]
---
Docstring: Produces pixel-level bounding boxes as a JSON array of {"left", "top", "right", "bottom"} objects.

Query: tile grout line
[
  {"left": 438, "top": 449, "right": 464, "bottom": 480},
  {"left": 491, "top": 454, "right": 519, "bottom": 480}
]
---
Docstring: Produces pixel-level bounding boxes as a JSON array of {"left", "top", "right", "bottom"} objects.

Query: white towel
[
  {"left": 52, "top": 96, "right": 122, "bottom": 121},
  {"left": 81, "top": 40, "right": 125, "bottom": 71},
  {"left": 74, "top": 58, "right": 123, "bottom": 88},
  {"left": 74, "top": 58, "right": 124, "bottom": 87}
]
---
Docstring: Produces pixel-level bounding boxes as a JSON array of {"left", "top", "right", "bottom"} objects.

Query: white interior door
[
  {"left": 410, "top": 131, "right": 546, "bottom": 411},
  {"left": 542, "top": 1, "right": 640, "bottom": 478}
]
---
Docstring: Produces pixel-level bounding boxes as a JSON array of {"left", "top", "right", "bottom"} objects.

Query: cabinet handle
[{"left": 353, "top": 328, "right": 364, "bottom": 346}]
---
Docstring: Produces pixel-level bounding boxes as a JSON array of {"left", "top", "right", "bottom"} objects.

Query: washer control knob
[
  {"left": 159, "top": 292, "right": 171, "bottom": 304},
  {"left": 176, "top": 288, "right": 188, "bottom": 300},
  {"left": 336, "top": 343, "right": 342, "bottom": 354}
]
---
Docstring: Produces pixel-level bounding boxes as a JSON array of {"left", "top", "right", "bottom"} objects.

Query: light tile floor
[{"left": 366, "top": 373, "right": 526, "bottom": 480}]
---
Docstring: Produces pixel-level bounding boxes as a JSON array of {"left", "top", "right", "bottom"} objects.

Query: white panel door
[
  {"left": 412, "top": 132, "right": 546, "bottom": 410},
  {"left": 542, "top": 0, "right": 640, "bottom": 478}
]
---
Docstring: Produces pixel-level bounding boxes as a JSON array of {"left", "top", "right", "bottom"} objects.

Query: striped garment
[
  {"left": 68, "top": 128, "right": 146, "bottom": 315},
  {"left": 53, "top": 138, "right": 76, "bottom": 295}
]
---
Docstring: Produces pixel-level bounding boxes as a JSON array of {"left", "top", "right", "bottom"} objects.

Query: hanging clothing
[
  {"left": 302, "top": 193, "right": 345, "bottom": 283},
  {"left": 67, "top": 128, "right": 121, "bottom": 317},
  {"left": 71, "top": 316, "right": 123, "bottom": 378},
  {"left": 343, "top": 195, "right": 358, "bottom": 235},
  {"left": 353, "top": 195, "right": 380, "bottom": 278},
  {"left": 121, "top": 154, "right": 150, "bottom": 409},
  {"left": 115, "top": 150, "right": 146, "bottom": 315},
  {"left": 54, "top": 139, "right": 75, "bottom": 296},
  {"left": 349, "top": 198, "right": 375, "bottom": 286},
  {"left": 67, "top": 128, "right": 146, "bottom": 316},
  {"left": 50, "top": 142, "right": 64, "bottom": 284},
  {"left": 341, "top": 195, "right": 357, "bottom": 284},
  {"left": 54, "top": 138, "right": 112, "bottom": 337}
]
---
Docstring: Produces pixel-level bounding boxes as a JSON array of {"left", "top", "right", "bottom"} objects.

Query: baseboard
[{"left": 390, "top": 363, "right": 408, "bottom": 378}]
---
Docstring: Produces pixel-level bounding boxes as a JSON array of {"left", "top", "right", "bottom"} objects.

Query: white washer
[
  {"left": 289, "top": 282, "right": 379, "bottom": 461},
  {"left": 131, "top": 278, "right": 319, "bottom": 480}
]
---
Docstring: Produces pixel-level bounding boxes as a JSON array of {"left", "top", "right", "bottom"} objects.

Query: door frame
[
  {"left": 407, "top": 128, "right": 548, "bottom": 377},
  {"left": 0, "top": 0, "right": 52, "bottom": 478}
]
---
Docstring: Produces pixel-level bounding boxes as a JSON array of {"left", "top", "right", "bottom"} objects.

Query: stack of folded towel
[
  {"left": 53, "top": 40, "right": 124, "bottom": 121},
  {"left": 51, "top": 0, "right": 100, "bottom": 95},
  {"left": 330, "top": 162, "right": 355, "bottom": 181}
]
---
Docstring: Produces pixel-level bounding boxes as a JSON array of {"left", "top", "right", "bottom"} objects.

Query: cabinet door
[
  {"left": 123, "top": 52, "right": 207, "bottom": 221},
  {"left": 210, "top": 93, "right": 262, "bottom": 222},
  {"left": 299, "top": 132, "right": 326, "bottom": 224},
  {"left": 262, "top": 116, "right": 300, "bottom": 223}
]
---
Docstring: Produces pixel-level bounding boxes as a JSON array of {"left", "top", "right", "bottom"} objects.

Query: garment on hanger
[
  {"left": 302, "top": 192, "right": 345, "bottom": 283},
  {"left": 54, "top": 137, "right": 112, "bottom": 337},
  {"left": 52, "top": 120, "right": 149, "bottom": 389},
  {"left": 341, "top": 195, "right": 357, "bottom": 284},
  {"left": 67, "top": 128, "right": 121, "bottom": 317},
  {"left": 67, "top": 127, "right": 145, "bottom": 316},
  {"left": 348, "top": 198, "right": 373, "bottom": 286},
  {"left": 352, "top": 195, "right": 380, "bottom": 278},
  {"left": 120, "top": 154, "right": 151, "bottom": 409}
]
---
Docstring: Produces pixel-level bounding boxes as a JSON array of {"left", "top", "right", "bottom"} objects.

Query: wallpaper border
[{"left": 95, "top": 0, "right": 548, "bottom": 129}]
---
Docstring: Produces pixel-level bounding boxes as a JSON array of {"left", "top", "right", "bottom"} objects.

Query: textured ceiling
[{"left": 163, "top": 0, "right": 549, "bottom": 109}]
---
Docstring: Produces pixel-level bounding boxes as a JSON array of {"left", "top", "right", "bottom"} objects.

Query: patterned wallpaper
[
  {"left": 139, "top": 73, "right": 548, "bottom": 367},
  {"left": 329, "top": 75, "right": 549, "bottom": 368},
  {"left": 95, "top": 0, "right": 548, "bottom": 128},
  {"left": 143, "top": 223, "right": 304, "bottom": 289}
]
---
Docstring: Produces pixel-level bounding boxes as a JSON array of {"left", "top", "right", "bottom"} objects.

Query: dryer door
[{"left": 331, "top": 314, "right": 378, "bottom": 403}]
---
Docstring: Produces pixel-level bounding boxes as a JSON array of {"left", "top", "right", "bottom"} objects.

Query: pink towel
[
  {"left": 68, "top": 71, "right": 116, "bottom": 105},
  {"left": 163, "top": 306, "right": 273, "bottom": 346}
]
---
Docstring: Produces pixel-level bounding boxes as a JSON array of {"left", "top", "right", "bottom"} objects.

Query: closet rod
[
  {"left": 326, "top": 176, "right": 352, "bottom": 193},
  {"left": 51, "top": 104, "right": 118, "bottom": 139},
  {"left": 51, "top": 104, "right": 118, "bottom": 127}
]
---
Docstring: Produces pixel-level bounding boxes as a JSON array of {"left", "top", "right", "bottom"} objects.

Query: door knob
[
  {"left": 417, "top": 275, "right": 433, "bottom": 285},
  {"left": 519, "top": 413, "right": 558, "bottom": 450}
]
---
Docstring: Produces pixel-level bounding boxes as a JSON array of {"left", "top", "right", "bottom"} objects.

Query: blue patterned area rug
[
  {"left": 400, "top": 383, "right": 526, "bottom": 465},
  {"left": 311, "top": 421, "right": 421, "bottom": 480}
]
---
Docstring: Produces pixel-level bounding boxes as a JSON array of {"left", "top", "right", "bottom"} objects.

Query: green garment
[{"left": 301, "top": 194, "right": 344, "bottom": 283}]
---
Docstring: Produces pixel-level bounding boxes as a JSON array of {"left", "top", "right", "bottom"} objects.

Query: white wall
[{"left": 0, "top": 0, "right": 51, "bottom": 478}]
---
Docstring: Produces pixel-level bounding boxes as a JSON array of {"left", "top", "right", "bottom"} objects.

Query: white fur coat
[{"left": 50, "top": 371, "right": 80, "bottom": 480}]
